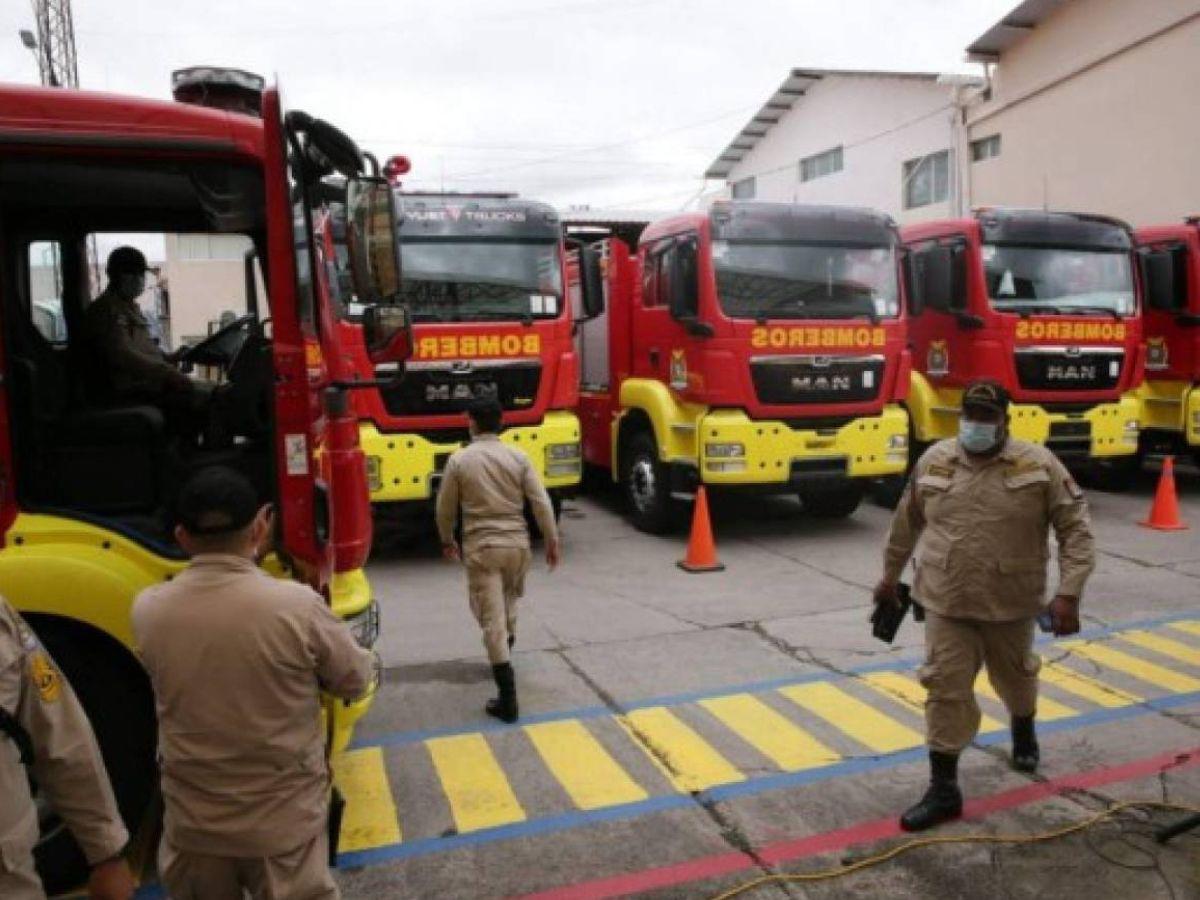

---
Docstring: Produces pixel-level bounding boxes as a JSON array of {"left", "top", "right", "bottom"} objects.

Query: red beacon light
[
  {"left": 171, "top": 67, "right": 265, "bottom": 118},
  {"left": 384, "top": 154, "right": 412, "bottom": 185}
]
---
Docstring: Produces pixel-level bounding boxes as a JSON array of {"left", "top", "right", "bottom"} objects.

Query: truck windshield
[
  {"left": 714, "top": 240, "right": 899, "bottom": 321},
  {"left": 397, "top": 238, "right": 563, "bottom": 322},
  {"left": 983, "top": 244, "right": 1134, "bottom": 316}
]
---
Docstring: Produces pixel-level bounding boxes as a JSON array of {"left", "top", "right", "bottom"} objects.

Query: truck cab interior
[{"left": 0, "top": 156, "right": 277, "bottom": 552}]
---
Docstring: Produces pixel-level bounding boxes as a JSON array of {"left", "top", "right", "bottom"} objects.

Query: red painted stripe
[{"left": 520, "top": 747, "right": 1200, "bottom": 900}]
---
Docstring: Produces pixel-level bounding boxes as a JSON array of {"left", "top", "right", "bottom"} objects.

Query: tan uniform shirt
[
  {"left": 131, "top": 555, "right": 373, "bottom": 857},
  {"left": 883, "top": 437, "right": 1095, "bottom": 621},
  {"left": 83, "top": 287, "right": 191, "bottom": 397},
  {"left": 436, "top": 434, "right": 559, "bottom": 552},
  {"left": 0, "top": 598, "right": 128, "bottom": 874}
]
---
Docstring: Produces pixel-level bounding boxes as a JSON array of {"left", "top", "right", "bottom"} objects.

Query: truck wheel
[
  {"left": 871, "top": 475, "right": 907, "bottom": 510},
  {"left": 30, "top": 620, "right": 157, "bottom": 895},
  {"left": 623, "top": 432, "right": 679, "bottom": 534},
  {"left": 799, "top": 482, "right": 864, "bottom": 519},
  {"left": 1088, "top": 455, "right": 1141, "bottom": 492},
  {"left": 526, "top": 492, "right": 564, "bottom": 541}
]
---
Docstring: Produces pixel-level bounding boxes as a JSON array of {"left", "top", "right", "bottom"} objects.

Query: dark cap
[
  {"left": 466, "top": 397, "right": 503, "bottom": 433},
  {"left": 176, "top": 466, "right": 260, "bottom": 536},
  {"left": 961, "top": 379, "right": 1010, "bottom": 416},
  {"left": 106, "top": 246, "right": 149, "bottom": 278}
]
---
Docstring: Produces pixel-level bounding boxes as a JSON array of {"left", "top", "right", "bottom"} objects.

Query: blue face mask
[{"left": 959, "top": 419, "right": 1001, "bottom": 454}]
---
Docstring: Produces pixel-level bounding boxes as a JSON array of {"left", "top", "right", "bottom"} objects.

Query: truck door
[{"left": 261, "top": 86, "right": 332, "bottom": 582}]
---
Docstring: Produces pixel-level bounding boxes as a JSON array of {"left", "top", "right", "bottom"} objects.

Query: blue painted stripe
[
  {"left": 336, "top": 687, "right": 1200, "bottom": 869},
  {"left": 353, "top": 610, "right": 1200, "bottom": 750}
]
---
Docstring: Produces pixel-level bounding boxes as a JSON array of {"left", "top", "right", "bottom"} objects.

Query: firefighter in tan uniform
[
  {"left": 436, "top": 398, "right": 561, "bottom": 723},
  {"left": 132, "top": 467, "right": 375, "bottom": 899},
  {"left": 875, "top": 379, "right": 1095, "bottom": 832},
  {"left": 0, "top": 598, "right": 135, "bottom": 900}
]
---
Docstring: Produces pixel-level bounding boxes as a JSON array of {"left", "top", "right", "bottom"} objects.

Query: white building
[
  {"left": 706, "top": 0, "right": 1200, "bottom": 228},
  {"left": 704, "top": 69, "right": 981, "bottom": 224}
]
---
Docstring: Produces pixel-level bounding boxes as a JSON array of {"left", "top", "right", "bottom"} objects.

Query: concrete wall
[
  {"left": 968, "top": 0, "right": 1200, "bottom": 225},
  {"left": 721, "top": 75, "right": 960, "bottom": 224},
  {"left": 161, "top": 234, "right": 256, "bottom": 347}
]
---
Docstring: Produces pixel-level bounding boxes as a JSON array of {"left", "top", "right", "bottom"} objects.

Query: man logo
[{"left": 450, "top": 360, "right": 474, "bottom": 375}]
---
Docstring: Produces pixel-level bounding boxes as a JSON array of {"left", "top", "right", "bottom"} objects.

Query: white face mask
[{"left": 959, "top": 419, "right": 1001, "bottom": 454}]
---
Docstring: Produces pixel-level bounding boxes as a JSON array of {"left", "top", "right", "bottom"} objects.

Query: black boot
[
  {"left": 508, "top": 633, "right": 515, "bottom": 650},
  {"left": 1011, "top": 715, "right": 1039, "bottom": 773},
  {"left": 485, "top": 663, "right": 518, "bottom": 724},
  {"left": 900, "top": 751, "right": 963, "bottom": 832}
]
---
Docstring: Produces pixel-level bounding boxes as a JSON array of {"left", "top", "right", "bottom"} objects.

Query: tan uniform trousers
[
  {"left": 159, "top": 832, "right": 338, "bottom": 900},
  {"left": 918, "top": 611, "right": 1040, "bottom": 754},
  {"left": 0, "top": 848, "right": 44, "bottom": 900},
  {"left": 466, "top": 546, "right": 531, "bottom": 665}
]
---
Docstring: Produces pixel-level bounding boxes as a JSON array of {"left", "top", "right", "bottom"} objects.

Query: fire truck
[
  {"left": 572, "top": 201, "right": 912, "bottom": 532},
  {"left": 901, "top": 209, "right": 1144, "bottom": 484},
  {"left": 0, "top": 70, "right": 410, "bottom": 887},
  {"left": 1134, "top": 218, "right": 1200, "bottom": 461},
  {"left": 339, "top": 192, "right": 582, "bottom": 517}
]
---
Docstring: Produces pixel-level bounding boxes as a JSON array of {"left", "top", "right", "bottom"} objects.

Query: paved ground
[{"left": 320, "top": 457, "right": 1200, "bottom": 899}]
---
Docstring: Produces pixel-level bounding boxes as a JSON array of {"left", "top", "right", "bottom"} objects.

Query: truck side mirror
[
  {"left": 362, "top": 304, "right": 414, "bottom": 366},
  {"left": 901, "top": 252, "right": 922, "bottom": 316},
  {"left": 1141, "top": 246, "right": 1188, "bottom": 312},
  {"left": 578, "top": 245, "right": 606, "bottom": 320},
  {"left": 668, "top": 237, "right": 700, "bottom": 322},
  {"left": 345, "top": 176, "right": 402, "bottom": 305},
  {"left": 915, "top": 242, "right": 967, "bottom": 314}
]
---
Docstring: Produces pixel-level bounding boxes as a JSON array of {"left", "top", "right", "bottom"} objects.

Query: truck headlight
[
  {"left": 366, "top": 456, "right": 382, "bottom": 492},
  {"left": 705, "top": 442, "right": 745, "bottom": 458},
  {"left": 344, "top": 599, "right": 380, "bottom": 649},
  {"left": 546, "top": 442, "right": 581, "bottom": 461},
  {"left": 546, "top": 461, "right": 581, "bottom": 478},
  {"left": 888, "top": 434, "right": 908, "bottom": 450},
  {"left": 706, "top": 460, "right": 747, "bottom": 473}
]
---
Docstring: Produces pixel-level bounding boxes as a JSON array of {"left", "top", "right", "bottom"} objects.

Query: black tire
[
  {"left": 30, "top": 619, "right": 157, "bottom": 894},
  {"left": 799, "top": 481, "right": 864, "bottom": 519},
  {"left": 622, "top": 431, "right": 681, "bottom": 534},
  {"left": 1088, "top": 455, "right": 1141, "bottom": 492},
  {"left": 871, "top": 475, "right": 908, "bottom": 510},
  {"left": 526, "top": 492, "right": 564, "bottom": 542}
]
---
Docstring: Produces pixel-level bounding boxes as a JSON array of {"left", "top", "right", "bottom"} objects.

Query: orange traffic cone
[
  {"left": 1140, "top": 456, "right": 1189, "bottom": 531},
  {"left": 677, "top": 486, "right": 725, "bottom": 573}
]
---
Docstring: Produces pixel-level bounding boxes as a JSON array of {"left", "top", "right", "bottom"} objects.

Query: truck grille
[
  {"left": 1014, "top": 348, "right": 1123, "bottom": 392},
  {"left": 750, "top": 355, "right": 885, "bottom": 405},
  {"left": 380, "top": 360, "right": 541, "bottom": 416}
]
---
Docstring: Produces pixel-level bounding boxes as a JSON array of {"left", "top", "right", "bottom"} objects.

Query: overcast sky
[{"left": 3, "top": 0, "right": 1014, "bottom": 215}]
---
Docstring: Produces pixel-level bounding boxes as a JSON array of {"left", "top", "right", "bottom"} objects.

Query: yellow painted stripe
[
  {"left": 1061, "top": 641, "right": 1200, "bottom": 693},
  {"left": 1121, "top": 630, "right": 1200, "bottom": 668},
  {"left": 973, "top": 671, "right": 1077, "bottom": 722},
  {"left": 1040, "top": 662, "right": 1140, "bottom": 707},
  {"left": 620, "top": 707, "right": 743, "bottom": 793},
  {"left": 700, "top": 694, "right": 840, "bottom": 771},
  {"left": 780, "top": 681, "right": 923, "bottom": 754},
  {"left": 862, "top": 671, "right": 1005, "bottom": 732},
  {"left": 1168, "top": 620, "right": 1200, "bottom": 639},
  {"left": 331, "top": 747, "right": 402, "bottom": 851},
  {"left": 426, "top": 734, "right": 526, "bottom": 833},
  {"left": 525, "top": 720, "right": 647, "bottom": 810}
]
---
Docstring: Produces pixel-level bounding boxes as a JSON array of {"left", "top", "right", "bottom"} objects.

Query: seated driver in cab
[{"left": 84, "top": 246, "right": 216, "bottom": 436}]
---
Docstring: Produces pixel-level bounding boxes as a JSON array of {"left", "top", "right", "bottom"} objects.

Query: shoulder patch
[
  {"left": 29, "top": 651, "right": 62, "bottom": 703},
  {"left": 927, "top": 464, "right": 955, "bottom": 479}
]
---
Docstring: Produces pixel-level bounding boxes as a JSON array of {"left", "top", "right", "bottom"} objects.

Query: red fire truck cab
[{"left": 575, "top": 201, "right": 912, "bottom": 532}]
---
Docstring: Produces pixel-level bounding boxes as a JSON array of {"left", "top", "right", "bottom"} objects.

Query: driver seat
[{"left": 10, "top": 322, "right": 167, "bottom": 514}]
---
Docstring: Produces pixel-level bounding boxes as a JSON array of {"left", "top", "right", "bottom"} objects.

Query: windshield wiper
[{"left": 1065, "top": 305, "right": 1123, "bottom": 320}]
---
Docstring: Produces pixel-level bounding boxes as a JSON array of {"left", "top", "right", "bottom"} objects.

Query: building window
[
  {"left": 800, "top": 146, "right": 843, "bottom": 182},
  {"left": 731, "top": 177, "right": 756, "bottom": 200},
  {"left": 903, "top": 150, "right": 950, "bottom": 210},
  {"left": 971, "top": 134, "right": 1001, "bottom": 162}
]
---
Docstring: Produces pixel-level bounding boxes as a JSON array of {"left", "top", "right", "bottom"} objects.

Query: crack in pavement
[{"left": 548, "top": 645, "right": 798, "bottom": 899}]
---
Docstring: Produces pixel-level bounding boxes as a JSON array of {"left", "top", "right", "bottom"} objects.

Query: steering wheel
[{"left": 177, "top": 314, "right": 257, "bottom": 368}]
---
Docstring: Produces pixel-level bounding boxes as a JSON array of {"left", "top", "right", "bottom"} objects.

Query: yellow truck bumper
[
  {"left": 326, "top": 568, "right": 378, "bottom": 755},
  {"left": 1007, "top": 396, "right": 1140, "bottom": 457},
  {"left": 361, "top": 410, "right": 582, "bottom": 503},
  {"left": 1138, "top": 379, "right": 1200, "bottom": 446},
  {"left": 695, "top": 405, "right": 909, "bottom": 485}
]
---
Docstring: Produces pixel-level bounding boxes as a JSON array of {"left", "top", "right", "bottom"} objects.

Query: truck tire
[
  {"left": 871, "top": 475, "right": 908, "bottom": 510},
  {"left": 1088, "top": 455, "right": 1141, "bottom": 492},
  {"left": 623, "top": 432, "right": 680, "bottom": 534},
  {"left": 30, "top": 619, "right": 157, "bottom": 895},
  {"left": 799, "top": 481, "right": 864, "bottom": 519},
  {"left": 526, "top": 492, "right": 564, "bottom": 541}
]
